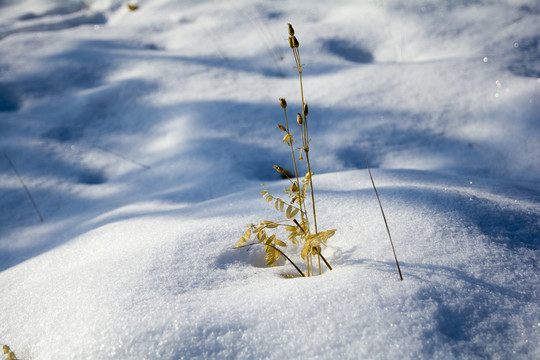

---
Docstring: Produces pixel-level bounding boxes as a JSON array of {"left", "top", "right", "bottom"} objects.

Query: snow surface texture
[{"left": 1, "top": 0, "right": 539, "bottom": 359}]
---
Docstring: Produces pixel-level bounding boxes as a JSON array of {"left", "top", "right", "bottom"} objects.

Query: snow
[{"left": 1, "top": 0, "right": 539, "bottom": 359}]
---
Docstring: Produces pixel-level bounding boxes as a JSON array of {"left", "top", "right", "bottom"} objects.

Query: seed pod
[
  {"left": 3, "top": 346, "right": 10, "bottom": 354},
  {"left": 288, "top": 36, "right": 295, "bottom": 49},
  {"left": 279, "top": 97, "right": 287, "bottom": 109},
  {"left": 296, "top": 113, "right": 303, "bottom": 125},
  {"left": 273, "top": 165, "right": 284, "bottom": 173},
  {"left": 278, "top": 124, "right": 287, "bottom": 132},
  {"left": 303, "top": 103, "right": 308, "bottom": 117},
  {"left": 292, "top": 36, "right": 299, "bottom": 48},
  {"left": 288, "top": 23, "right": 295, "bottom": 36}
]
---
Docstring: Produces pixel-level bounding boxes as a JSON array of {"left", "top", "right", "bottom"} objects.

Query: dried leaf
[
  {"left": 286, "top": 206, "right": 299, "bottom": 219},
  {"left": 273, "top": 249, "right": 281, "bottom": 261},
  {"left": 301, "top": 244, "right": 309, "bottom": 259},
  {"left": 275, "top": 239, "right": 287, "bottom": 247},
  {"left": 264, "top": 221, "right": 278, "bottom": 228},
  {"left": 302, "top": 183, "right": 308, "bottom": 197},
  {"left": 282, "top": 133, "right": 293, "bottom": 145},
  {"left": 285, "top": 205, "right": 294, "bottom": 218},
  {"left": 309, "top": 229, "right": 337, "bottom": 244},
  {"left": 257, "top": 230, "right": 267, "bottom": 243},
  {"left": 237, "top": 236, "right": 246, "bottom": 246}
]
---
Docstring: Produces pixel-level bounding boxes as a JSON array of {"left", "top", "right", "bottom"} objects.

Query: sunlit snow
[{"left": 1, "top": 0, "right": 539, "bottom": 359}]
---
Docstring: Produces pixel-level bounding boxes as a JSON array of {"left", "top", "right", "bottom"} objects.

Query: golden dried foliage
[
  {"left": 235, "top": 24, "right": 336, "bottom": 277},
  {"left": 2, "top": 345, "right": 17, "bottom": 360}
]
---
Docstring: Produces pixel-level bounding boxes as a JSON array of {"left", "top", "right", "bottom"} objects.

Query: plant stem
[
  {"left": 235, "top": 242, "right": 305, "bottom": 277},
  {"left": 282, "top": 108, "right": 307, "bottom": 226},
  {"left": 292, "top": 41, "right": 318, "bottom": 235},
  {"left": 319, "top": 252, "right": 332, "bottom": 271},
  {"left": 366, "top": 158, "right": 403, "bottom": 281},
  {"left": 5, "top": 154, "right": 43, "bottom": 222},
  {"left": 305, "top": 152, "right": 318, "bottom": 234},
  {"left": 306, "top": 253, "right": 311, "bottom": 277},
  {"left": 293, "top": 218, "right": 304, "bottom": 233}
]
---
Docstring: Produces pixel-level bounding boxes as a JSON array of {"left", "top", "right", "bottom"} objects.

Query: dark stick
[
  {"left": 293, "top": 218, "right": 304, "bottom": 233},
  {"left": 4, "top": 154, "right": 44, "bottom": 222},
  {"left": 366, "top": 158, "right": 403, "bottom": 281},
  {"left": 319, "top": 252, "right": 333, "bottom": 271},
  {"left": 94, "top": 146, "right": 150, "bottom": 169},
  {"left": 235, "top": 242, "right": 305, "bottom": 277},
  {"left": 293, "top": 218, "right": 332, "bottom": 272}
]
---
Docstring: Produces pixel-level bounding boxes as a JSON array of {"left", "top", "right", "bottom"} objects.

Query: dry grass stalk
[
  {"left": 4, "top": 154, "right": 43, "bottom": 222},
  {"left": 366, "top": 158, "right": 403, "bottom": 281}
]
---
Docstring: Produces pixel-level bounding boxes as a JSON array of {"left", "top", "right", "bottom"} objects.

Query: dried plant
[
  {"left": 235, "top": 24, "right": 336, "bottom": 277},
  {"left": 2, "top": 345, "right": 18, "bottom": 360}
]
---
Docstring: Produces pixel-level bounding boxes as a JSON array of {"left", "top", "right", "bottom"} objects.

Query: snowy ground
[{"left": 1, "top": 0, "right": 539, "bottom": 359}]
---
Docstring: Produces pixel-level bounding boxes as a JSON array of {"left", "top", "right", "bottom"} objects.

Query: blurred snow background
[{"left": 0, "top": 0, "right": 539, "bottom": 359}]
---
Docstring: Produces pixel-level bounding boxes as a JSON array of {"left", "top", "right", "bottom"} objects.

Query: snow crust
[{"left": 1, "top": 0, "right": 539, "bottom": 359}]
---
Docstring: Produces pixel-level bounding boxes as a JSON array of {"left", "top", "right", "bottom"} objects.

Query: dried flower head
[
  {"left": 288, "top": 36, "right": 295, "bottom": 49},
  {"left": 288, "top": 23, "right": 295, "bottom": 36},
  {"left": 279, "top": 97, "right": 287, "bottom": 109},
  {"left": 273, "top": 165, "right": 284, "bottom": 173},
  {"left": 303, "top": 103, "right": 309, "bottom": 117},
  {"left": 292, "top": 36, "right": 299, "bottom": 48},
  {"left": 297, "top": 113, "right": 303, "bottom": 125}
]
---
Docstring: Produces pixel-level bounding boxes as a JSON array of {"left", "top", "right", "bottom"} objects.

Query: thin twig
[
  {"left": 4, "top": 154, "right": 43, "bottom": 222},
  {"left": 293, "top": 218, "right": 304, "bottom": 233},
  {"left": 319, "top": 252, "right": 333, "bottom": 271},
  {"left": 94, "top": 146, "right": 150, "bottom": 169},
  {"left": 293, "top": 218, "right": 332, "bottom": 272},
  {"left": 235, "top": 242, "right": 305, "bottom": 277},
  {"left": 366, "top": 158, "right": 403, "bottom": 281},
  {"left": 282, "top": 106, "right": 306, "bottom": 225}
]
